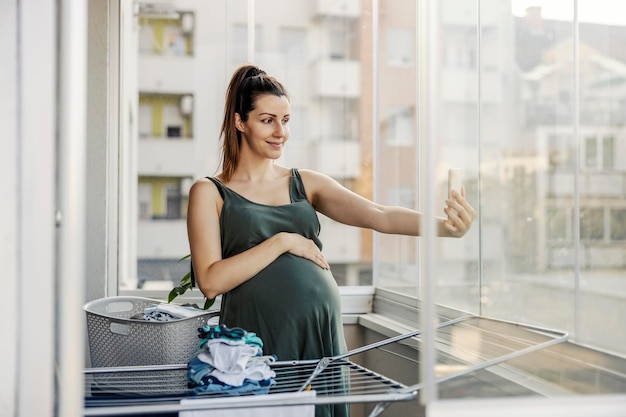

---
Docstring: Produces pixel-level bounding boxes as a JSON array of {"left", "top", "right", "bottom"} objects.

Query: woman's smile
[{"left": 266, "top": 140, "right": 283, "bottom": 150}]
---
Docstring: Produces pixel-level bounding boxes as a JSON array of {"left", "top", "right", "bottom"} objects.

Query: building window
[
  {"left": 585, "top": 136, "right": 597, "bottom": 168},
  {"left": 603, "top": 135, "right": 615, "bottom": 170},
  {"left": 138, "top": 94, "right": 193, "bottom": 139},
  {"left": 584, "top": 135, "right": 616, "bottom": 170},
  {"left": 138, "top": 183, "right": 153, "bottom": 220},
  {"left": 546, "top": 207, "right": 568, "bottom": 241},
  {"left": 383, "top": 107, "right": 414, "bottom": 146},
  {"left": 138, "top": 104, "right": 153, "bottom": 139},
  {"left": 548, "top": 134, "right": 573, "bottom": 171},
  {"left": 386, "top": 186, "right": 414, "bottom": 209},
  {"left": 580, "top": 207, "right": 604, "bottom": 240},
  {"left": 165, "top": 184, "right": 182, "bottom": 219},
  {"left": 138, "top": 12, "right": 194, "bottom": 56},
  {"left": 233, "top": 24, "right": 262, "bottom": 63},
  {"left": 387, "top": 28, "right": 413, "bottom": 66},
  {"left": 610, "top": 208, "right": 626, "bottom": 241},
  {"left": 280, "top": 27, "right": 307, "bottom": 61}
]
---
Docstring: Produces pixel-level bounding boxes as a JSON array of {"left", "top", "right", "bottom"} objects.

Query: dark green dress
[{"left": 207, "top": 168, "right": 349, "bottom": 417}]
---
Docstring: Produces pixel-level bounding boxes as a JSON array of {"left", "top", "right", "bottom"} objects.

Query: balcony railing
[
  {"left": 547, "top": 171, "right": 626, "bottom": 197},
  {"left": 138, "top": 54, "right": 195, "bottom": 93}
]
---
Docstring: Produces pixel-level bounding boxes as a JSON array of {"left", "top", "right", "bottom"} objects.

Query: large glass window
[
  {"left": 122, "top": 0, "right": 370, "bottom": 292},
  {"left": 120, "top": 0, "right": 626, "bottom": 368}
]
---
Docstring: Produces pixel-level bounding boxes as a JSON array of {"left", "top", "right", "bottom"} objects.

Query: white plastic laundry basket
[{"left": 84, "top": 296, "right": 218, "bottom": 367}]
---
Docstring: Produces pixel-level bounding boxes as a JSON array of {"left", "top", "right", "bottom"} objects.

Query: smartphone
[{"left": 448, "top": 168, "right": 462, "bottom": 199}]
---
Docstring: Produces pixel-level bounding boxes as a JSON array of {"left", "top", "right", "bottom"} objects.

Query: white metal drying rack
[{"left": 83, "top": 314, "right": 568, "bottom": 416}]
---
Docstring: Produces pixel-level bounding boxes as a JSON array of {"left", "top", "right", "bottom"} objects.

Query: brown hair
[{"left": 219, "top": 64, "right": 289, "bottom": 181}]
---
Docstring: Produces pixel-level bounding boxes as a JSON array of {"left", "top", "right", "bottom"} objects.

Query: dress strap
[
  {"left": 290, "top": 168, "right": 309, "bottom": 202},
  {"left": 206, "top": 177, "right": 227, "bottom": 199}
]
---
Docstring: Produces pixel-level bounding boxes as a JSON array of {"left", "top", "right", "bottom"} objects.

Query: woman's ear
[{"left": 234, "top": 113, "right": 245, "bottom": 133}]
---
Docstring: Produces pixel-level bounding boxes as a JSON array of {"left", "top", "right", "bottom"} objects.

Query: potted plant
[{"left": 168, "top": 254, "right": 215, "bottom": 310}]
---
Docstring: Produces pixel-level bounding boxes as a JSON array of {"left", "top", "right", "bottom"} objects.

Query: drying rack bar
[
  {"left": 296, "top": 314, "right": 474, "bottom": 392},
  {"left": 83, "top": 315, "right": 570, "bottom": 417}
]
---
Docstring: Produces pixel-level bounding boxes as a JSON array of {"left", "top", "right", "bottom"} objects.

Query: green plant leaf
[
  {"left": 178, "top": 253, "right": 191, "bottom": 262},
  {"left": 168, "top": 282, "right": 192, "bottom": 302},
  {"left": 179, "top": 271, "right": 191, "bottom": 286},
  {"left": 203, "top": 297, "right": 215, "bottom": 310},
  {"left": 169, "top": 253, "right": 214, "bottom": 310}
]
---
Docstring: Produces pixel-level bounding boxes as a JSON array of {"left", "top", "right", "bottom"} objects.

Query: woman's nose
[{"left": 274, "top": 122, "right": 285, "bottom": 137}]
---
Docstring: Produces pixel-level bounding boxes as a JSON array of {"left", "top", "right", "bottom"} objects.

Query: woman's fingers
[
  {"left": 312, "top": 249, "right": 330, "bottom": 270},
  {"left": 287, "top": 233, "right": 330, "bottom": 269},
  {"left": 444, "top": 189, "right": 476, "bottom": 237}
]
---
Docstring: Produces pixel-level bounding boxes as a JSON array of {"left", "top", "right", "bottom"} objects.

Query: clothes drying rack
[{"left": 83, "top": 314, "right": 569, "bottom": 416}]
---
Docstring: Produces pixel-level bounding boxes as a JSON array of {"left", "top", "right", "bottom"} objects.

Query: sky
[{"left": 511, "top": 0, "right": 626, "bottom": 26}]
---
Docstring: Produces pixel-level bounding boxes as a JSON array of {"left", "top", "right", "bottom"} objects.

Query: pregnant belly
[
  {"left": 220, "top": 253, "right": 346, "bottom": 360},
  {"left": 223, "top": 253, "right": 341, "bottom": 318}
]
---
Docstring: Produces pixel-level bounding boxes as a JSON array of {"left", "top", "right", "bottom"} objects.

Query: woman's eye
[
  {"left": 282, "top": 119, "right": 289, "bottom": 125},
  {"left": 262, "top": 118, "right": 273, "bottom": 124}
]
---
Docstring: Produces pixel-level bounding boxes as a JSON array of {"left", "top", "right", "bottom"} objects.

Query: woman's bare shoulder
[
  {"left": 297, "top": 168, "right": 335, "bottom": 186},
  {"left": 189, "top": 177, "right": 222, "bottom": 200}
]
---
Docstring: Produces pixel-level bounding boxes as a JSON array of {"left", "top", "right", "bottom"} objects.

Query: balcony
[
  {"left": 442, "top": 68, "right": 501, "bottom": 103},
  {"left": 138, "top": 137, "right": 196, "bottom": 177},
  {"left": 316, "top": 140, "right": 360, "bottom": 178},
  {"left": 313, "top": 0, "right": 361, "bottom": 19},
  {"left": 137, "top": 218, "right": 188, "bottom": 259},
  {"left": 282, "top": 139, "right": 360, "bottom": 179},
  {"left": 547, "top": 171, "right": 626, "bottom": 197},
  {"left": 441, "top": 0, "right": 500, "bottom": 27},
  {"left": 312, "top": 59, "right": 361, "bottom": 98},
  {"left": 138, "top": 54, "right": 195, "bottom": 93},
  {"left": 318, "top": 215, "right": 361, "bottom": 264}
]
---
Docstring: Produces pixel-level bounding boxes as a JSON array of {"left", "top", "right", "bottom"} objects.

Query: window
[
  {"left": 232, "top": 24, "right": 248, "bottom": 62},
  {"left": 547, "top": 134, "right": 574, "bottom": 170},
  {"left": 383, "top": 107, "right": 414, "bottom": 146},
  {"left": 138, "top": 11, "right": 194, "bottom": 56},
  {"left": 603, "top": 135, "right": 615, "bottom": 169},
  {"left": 114, "top": 0, "right": 626, "bottom": 366},
  {"left": 280, "top": 27, "right": 307, "bottom": 61},
  {"left": 233, "top": 23, "right": 262, "bottom": 63},
  {"left": 585, "top": 134, "right": 616, "bottom": 170},
  {"left": 585, "top": 136, "right": 598, "bottom": 168},
  {"left": 610, "top": 208, "right": 626, "bottom": 240},
  {"left": 138, "top": 183, "right": 153, "bottom": 220},
  {"left": 387, "top": 28, "right": 413, "bottom": 66},
  {"left": 165, "top": 184, "right": 182, "bottom": 219},
  {"left": 546, "top": 207, "right": 568, "bottom": 241},
  {"left": 138, "top": 94, "right": 193, "bottom": 139},
  {"left": 580, "top": 207, "right": 604, "bottom": 240}
]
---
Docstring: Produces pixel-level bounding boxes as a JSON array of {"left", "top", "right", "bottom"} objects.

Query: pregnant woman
[{"left": 186, "top": 64, "right": 476, "bottom": 416}]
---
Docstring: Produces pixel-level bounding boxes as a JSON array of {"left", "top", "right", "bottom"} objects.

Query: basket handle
[
  {"left": 109, "top": 321, "right": 130, "bottom": 336},
  {"left": 105, "top": 300, "right": 136, "bottom": 313}
]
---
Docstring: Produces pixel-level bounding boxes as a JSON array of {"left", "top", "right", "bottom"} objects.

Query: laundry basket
[{"left": 84, "top": 296, "right": 219, "bottom": 368}]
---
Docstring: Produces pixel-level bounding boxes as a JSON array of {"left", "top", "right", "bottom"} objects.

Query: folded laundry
[
  {"left": 188, "top": 324, "right": 276, "bottom": 396},
  {"left": 188, "top": 356, "right": 276, "bottom": 391},
  {"left": 189, "top": 374, "right": 275, "bottom": 396},
  {"left": 197, "top": 339, "right": 262, "bottom": 373},
  {"left": 142, "top": 310, "right": 178, "bottom": 322},
  {"left": 197, "top": 324, "right": 263, "bottom": 348},
  {"left": 143, "top": 303, "right": 208, "bottom": 320}
]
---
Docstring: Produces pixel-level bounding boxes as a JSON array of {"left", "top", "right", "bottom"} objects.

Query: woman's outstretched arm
[{"left": 299, "top": 169, "right": 476, "bottom": 238}]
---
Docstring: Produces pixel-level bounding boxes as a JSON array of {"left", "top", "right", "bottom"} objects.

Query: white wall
[
  {"left": 0, "top": 2, "right": 18, "bottom": 415},
  {"left": 1, "top": 1, "right": 57, "bottom": 416}
]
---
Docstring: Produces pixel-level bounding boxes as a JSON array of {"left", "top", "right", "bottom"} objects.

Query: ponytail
[{"left": 219, "top": 64, "right": 289, "bottom": 181}]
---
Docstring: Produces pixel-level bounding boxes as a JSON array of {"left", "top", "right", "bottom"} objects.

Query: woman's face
[{"left": 236, "top": 94, "right": 290, "bottom": 160}]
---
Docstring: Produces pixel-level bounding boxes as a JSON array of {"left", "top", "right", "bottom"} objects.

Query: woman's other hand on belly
[{"left": 277, "top": 232, "right": 330, "bottom": 270}]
